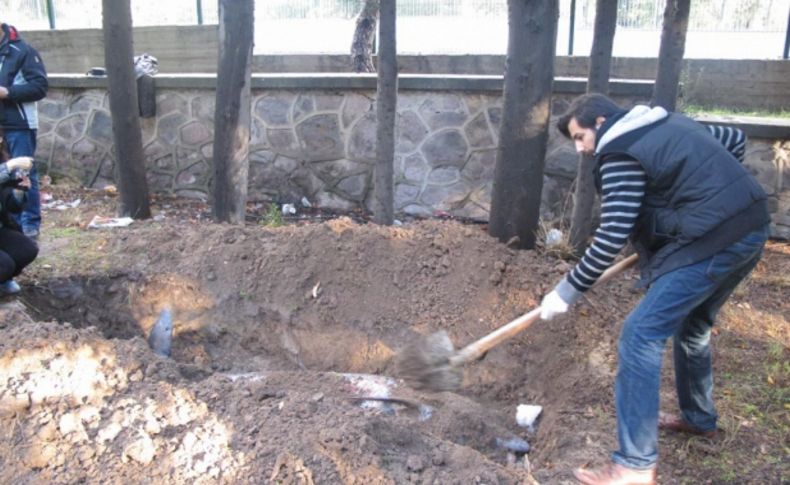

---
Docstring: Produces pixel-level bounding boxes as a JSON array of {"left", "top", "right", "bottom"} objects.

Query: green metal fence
[
  {"left": 5, "top": 0, "right": 787, "bottom": 31},
  {"left": 2, "top": 0, "right": 788, "bottom": 57}
]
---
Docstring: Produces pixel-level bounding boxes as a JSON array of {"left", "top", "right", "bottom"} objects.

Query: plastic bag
[{"left": 133, "top": 53, "right": 159, "bottom": 79}]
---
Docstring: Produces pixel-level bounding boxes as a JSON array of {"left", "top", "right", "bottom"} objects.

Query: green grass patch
[
  {"left": 683, "top": 105, "right": 790, "bottom": 119},
  {"left": 679, "top": 336, "right": 790, "bottom": 483},
  {"left": 260, "top": 203, "right": 284, "bottom": 228},
  {"left": 45, "top": 226, "right": 82, "bottom": 239}
]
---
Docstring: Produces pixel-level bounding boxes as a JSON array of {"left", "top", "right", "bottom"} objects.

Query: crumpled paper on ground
[{"left": 87, "top": 215, "right": 134, "bottom": 229}]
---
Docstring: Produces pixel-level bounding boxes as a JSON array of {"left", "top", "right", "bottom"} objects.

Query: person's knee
[
  {"left": 677, "top": 314, "right": 712, "bottom": 341},
  {"left": 20, "top": 239, "right": 38, "bottom": 268},
  {"left": 676, "top": 330, "right": 711, "bottom": 358},
  {"left": 26, "top": 244, "right": 38, "bottom": 266}
]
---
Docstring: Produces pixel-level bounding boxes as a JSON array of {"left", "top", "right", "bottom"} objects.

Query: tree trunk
[
  {"left": 568, "top": 153, "right": 596, "bottom": 253},
  {"left": 372, "top": 0, "right": 396, "bottom": 225},
  {"left": 212, "top": 0, "right": 253, "bottom": 224},
  {"left": 652, "top": 0, "right": 690, "bottom": 111},
  {"left": 586, "top": 0, "right": 618, "bottom": 95},
  {"left": 102, "top": 0, "right": 151, "bottom": 219},
  {"left": 569, "top": 0, "right": 617, "bottom": 255},
  {"left": 489, "top": 0, "right": 559, "bottom": 249},
  {"left": 351, "top": 0, "right": 379, "bottom": 73}
]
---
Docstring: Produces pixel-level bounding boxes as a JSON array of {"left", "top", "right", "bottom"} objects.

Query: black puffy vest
[{"left": 596, "top": 113, "right": 769, "bottom": 283}]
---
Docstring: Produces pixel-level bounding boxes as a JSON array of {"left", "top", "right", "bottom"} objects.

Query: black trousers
[{"left": 0, "top": 227, "right": 38, "bottom": 282}]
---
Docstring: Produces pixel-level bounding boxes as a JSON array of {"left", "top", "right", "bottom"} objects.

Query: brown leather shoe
[
  {"left": 573, "top": 463, "right": 656, "bottom": 485},
  {"left": 658, "top": 412, "right": 718, "bottom": 439}
]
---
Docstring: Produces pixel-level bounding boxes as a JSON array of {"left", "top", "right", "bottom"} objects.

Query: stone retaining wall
[{"left": 36, "top": 80, "right": 790, "bottom": 238}]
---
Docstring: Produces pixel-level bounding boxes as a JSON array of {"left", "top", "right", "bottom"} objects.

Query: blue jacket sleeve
[{"left": 7, "top": 45, "right": 48, "bottom": 103}]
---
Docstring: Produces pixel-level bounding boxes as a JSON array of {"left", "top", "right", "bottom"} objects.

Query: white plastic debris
[
  {"left": 341, "top": 373, "right": 395, "bottom": 400},
  {"left": 340, "top": 373, "right": 395, "bottom": 411},
  {"left": 545, "top": 229, "right": 563, "bottom": 247},
  {"left": 393, "top": 219, "right": 403, "bottom": 226},
  {"left": 42, "top": 198, "right": 81, "bottom": 211},
  {"left": 340, "top": 373, "right": 434, "bottom": 421},
  {"left": 300, "top": 196, "right": 312, "bottom": 208},
  {"left": 281, "top": 203, "right": 296, "bottom": 215},
  {"left": 516, "top": 404, "right": 543, "bottom": 429},
  {"left": 133, "top": 53, "right": 159, "bottom": 78},
  {"left": 224, "top": 372, "right": 266, "bottom": 383},
  {"left": 87, "top": 215, "right": 134, "bottom": 229}
]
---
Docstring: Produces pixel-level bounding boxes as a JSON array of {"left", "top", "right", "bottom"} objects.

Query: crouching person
[{"left": 0, "top": 155, "right": 38, "bottom": 294}]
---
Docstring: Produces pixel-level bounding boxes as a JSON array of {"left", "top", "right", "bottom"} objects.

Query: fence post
[
  {"left": 568, "top": 0, "right": 576, "bottom": 55},
  {"left": 196, "top": 0, "right": 204, "bottom": 25},
  {"left": 784, "top": 7, "right": 789, "bottom": 59},
  {"left": 46, "top": 0, "right": 56, "bottom": 29}
]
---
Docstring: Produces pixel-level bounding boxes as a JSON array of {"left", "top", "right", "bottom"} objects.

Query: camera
[
  {"left": 6, "top": 168, "right": 29, "bottom": 190},
  {"left": 11, "top": 168, "right": 28, "bottom": 180}
]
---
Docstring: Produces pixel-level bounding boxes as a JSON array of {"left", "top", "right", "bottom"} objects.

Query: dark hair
[{"left": 556, "top": 94, "right": 625, "bottom": 139}]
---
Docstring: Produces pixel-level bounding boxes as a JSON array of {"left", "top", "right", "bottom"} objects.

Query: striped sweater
[{"left": 555, "top": 124, "right": 746, "bottom": 303}]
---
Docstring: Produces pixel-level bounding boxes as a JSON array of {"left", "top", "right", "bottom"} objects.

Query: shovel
[{"left": 396, "top": 253, "right": 639, "bottom": 391}]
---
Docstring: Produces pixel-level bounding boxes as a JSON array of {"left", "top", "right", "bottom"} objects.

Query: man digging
[{"left": 542, "top": 94, "right": 769, "bottom": 485}]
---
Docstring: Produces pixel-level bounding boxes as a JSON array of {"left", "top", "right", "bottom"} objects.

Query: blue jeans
[
  {"left": 612, "top": 226, "right": 769, "bottom": 469},
  {"left": 5, "top": 130, "right": 40, "bottom": 234}
]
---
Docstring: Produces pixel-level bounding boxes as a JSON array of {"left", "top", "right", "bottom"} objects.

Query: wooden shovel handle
[{"left": 450, "top": 253, "right": 639, "bottom": 365}]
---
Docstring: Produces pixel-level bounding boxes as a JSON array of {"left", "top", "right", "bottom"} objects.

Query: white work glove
[
  {"left": 540, "top": 290, "right": 569, "bottom": 321},
  {"left": 6, "top": 156, "right": 33, "bottom": 171}
]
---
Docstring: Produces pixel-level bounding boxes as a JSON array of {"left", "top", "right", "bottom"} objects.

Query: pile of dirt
[{"left": 2, "top": 199, "right": 786, "bottom": 483}]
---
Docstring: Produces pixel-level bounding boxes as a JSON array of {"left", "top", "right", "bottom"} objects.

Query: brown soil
[{"left": 0, "top": 185, "right": 787, "bottom": 484}]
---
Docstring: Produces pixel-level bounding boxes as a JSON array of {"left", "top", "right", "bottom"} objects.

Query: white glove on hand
[
  {"left": 6, "top": 156, "right": 33, "bottom": 171},
  {"left": 540, "top": 290, "right": 569, "bottom": 321}
]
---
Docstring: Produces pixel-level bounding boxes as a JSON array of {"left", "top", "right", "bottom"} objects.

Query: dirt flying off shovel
[{"left": 396, "top": 253, "right": 639, "bottom": 391}]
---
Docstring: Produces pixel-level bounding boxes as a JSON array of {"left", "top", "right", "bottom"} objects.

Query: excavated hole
[
  {"left": 21, "top": 273, "right": 391, "bottom": 378},
  {"left": 20, "top": 272, "right": 552, "bottom": 468},
  {"left": 23, "top": 274, "right": 145, "bottom": 340}
]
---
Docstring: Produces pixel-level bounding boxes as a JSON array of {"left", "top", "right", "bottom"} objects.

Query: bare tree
[
  {"left": 489, "top": 0, "right": 559, "bottom": 249},
  {"left": 372, "top": 0, "right": 396, "bottom": 225},
  {"left": 102, "top": 0, "right": 151, "bottom": 219},
  {"left": 212, "top": 0, "right": 254, "bottom": 223},
  {"left": 351, "top": 0, "right": 379, "bottom": 72},
  {"left": 569, "top": 0, "right": 618, "bottom": 255},
  {"left": 652, "top": 0, "right": 691, "bottom": 111}
]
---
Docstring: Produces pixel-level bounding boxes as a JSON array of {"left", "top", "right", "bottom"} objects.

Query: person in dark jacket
[
  {"left": 0, "top": 132, "right": 38, "bottom": 294},
  {"left": 0, "top": 21, "right": 48, "bottom": 241},
  {"left": 542, "top": 94, "right": 769, "bottom": 485}
]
